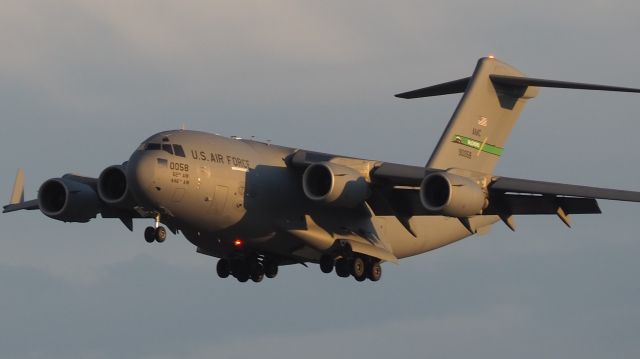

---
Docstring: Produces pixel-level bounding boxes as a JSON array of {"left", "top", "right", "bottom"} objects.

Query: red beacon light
[{"left": 233, "top": 238, "right": 244, "bottom": 248}]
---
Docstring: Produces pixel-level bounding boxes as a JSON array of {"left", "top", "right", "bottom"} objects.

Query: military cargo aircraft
[{"left": 5, "top": 57, "right": 640, "bottom": 283}]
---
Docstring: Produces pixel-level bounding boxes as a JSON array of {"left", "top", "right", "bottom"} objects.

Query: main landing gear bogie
[
  {"left": 319, "top": 253, "right": 382, "bottom": 282},
  {"left": 217, "top": 256, "right": 278, "bottom": 284}
]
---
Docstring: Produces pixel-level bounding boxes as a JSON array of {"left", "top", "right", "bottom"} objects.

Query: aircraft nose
[{"left": 127, "top": 151, "right": 157, "bottom": 208}]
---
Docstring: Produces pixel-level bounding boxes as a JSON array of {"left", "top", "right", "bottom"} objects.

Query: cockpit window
[
  {"left": 173, "top": 144, "right": 186, "bottom": 157},
  {"left": 162, "top": 144, "right": 173, "bottom": 155},
  {"left": 144, "top": 142, "right": 185, "bottom": 157}
]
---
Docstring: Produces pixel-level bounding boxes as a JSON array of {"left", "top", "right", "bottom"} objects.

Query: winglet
[{"left": 10, "top": 168, "right": 25, "bottom": 204}]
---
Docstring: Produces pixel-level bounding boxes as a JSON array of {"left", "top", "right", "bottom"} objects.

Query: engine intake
[
  {"left": 302, "top": 162, "right": 370, "bottom": 208},
  {"left": 38, "top": 178, "right": 100, "bottom": 222},
  {"left": 420, "top": 172, "right": 487, "bottom": 217},
  {"left": 98, "top": 165, "right": 135, "bottom": 208}
]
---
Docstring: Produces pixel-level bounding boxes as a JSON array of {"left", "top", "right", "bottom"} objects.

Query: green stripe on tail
[{"left": 452, "top": 135, "right": 503, "bottom": 156}]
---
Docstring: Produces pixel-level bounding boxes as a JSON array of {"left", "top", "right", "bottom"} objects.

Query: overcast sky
[{"left": 1, "top": 1, "right": 640, "bottom": 358}]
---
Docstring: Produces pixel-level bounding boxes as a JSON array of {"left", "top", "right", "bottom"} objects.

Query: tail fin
[
  {"left": 397, "top": 57, "right": 640, "bottom": 175},
  {"left": 397, "top": 57, "right": 538, "bottom": 175}
]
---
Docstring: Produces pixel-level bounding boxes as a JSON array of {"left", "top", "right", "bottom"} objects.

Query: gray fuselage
[{"left": 126, "top": 130, "right": 496, "bottom": 263}]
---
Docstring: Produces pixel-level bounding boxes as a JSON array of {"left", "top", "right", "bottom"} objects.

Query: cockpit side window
[
  {"left": 173, "top": 144, "right": 186, "bottom": 157},
  {"left": 162, "top": 144, "right": 174, "bottom": 155}
]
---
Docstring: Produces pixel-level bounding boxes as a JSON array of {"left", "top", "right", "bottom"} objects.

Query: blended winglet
[
  {"left": 3, "top": 169, "right": 39, "bottom": 213},
  {"left": 10, "top": 168, "right": 25, "bottom": 204}
]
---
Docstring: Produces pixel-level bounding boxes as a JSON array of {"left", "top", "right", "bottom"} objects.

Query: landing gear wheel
[
  {"left": 264, "top": 261, "right": 278, "bottom": 279},
  {"left": 251, "top": 264, "right": 265, "bottom": 283},
  {"left": 216, "top": 259, "right": 230, "bottom": 278},
  {"left": 155, "top": 226, "right": 167, "bottom": 243},
  {"left": 251, "top": 272, "right": 264, "bottom": 283},
  {"left": 236, "top": 272, "right": 249, "bottom": 283},
  {"left": 335, "top": 258, "right": 349, "bottom": 278},
  {"left": 351, "top": 256, "right": 366, "bottom": 281},
  {"left": 319, "top": 254, "right": 334, "bottom": 274},
  {"left": 367, "top": 261, "right": 382, "bottom": 282},
  {"left": 144, "top": 226, "right": 156, "bottom": 243}
]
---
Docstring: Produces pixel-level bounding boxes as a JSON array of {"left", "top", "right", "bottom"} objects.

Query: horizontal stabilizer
[
  {"left": 489, "top": 75, "right": 640, "bottom": 94},
  {"left": 395, "top": 74, "right": 640, "bottom": 100},
  {"left": 395, "top": 77, "right": 470, "bottom": 99}
]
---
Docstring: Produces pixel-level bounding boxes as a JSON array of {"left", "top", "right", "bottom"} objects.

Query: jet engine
[
  {"left": 38, "top": 178, "right": 100, "bottom": 222},
  {"left": 302, "top": 162, "right": 370, "bottom": 208},
  {"left": 97, "top": 164, "right": 135, "bottom": 208},
  {"left": 420, "top": 172, "right": 488, "bottom": 217}
]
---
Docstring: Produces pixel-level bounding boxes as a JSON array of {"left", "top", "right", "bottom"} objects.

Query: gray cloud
[{"left": 1, "top": 1, "right": 640, "bottom": 358}]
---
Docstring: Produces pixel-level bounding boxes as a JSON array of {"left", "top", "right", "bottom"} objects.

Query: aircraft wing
[
  {"left": 489, "top": 177, "right": 640, "bottom": 202},
  {"left": 289, "top": 152, "right": 640, "bottom": 235},
  {"left": 370, "top": 164, "right": 640, "bottom": 227},
  {"left": 3, "top": 169, "right": 144, "bottom": 231},
  {"left": 3, "top": 199, "right": 39, "bottom": 213},
  {"left": 290, "top": 153, "right": 640, "bottom": 207}
]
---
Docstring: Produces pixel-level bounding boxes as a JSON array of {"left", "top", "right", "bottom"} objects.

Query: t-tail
[{"left": 396, "top": 57, "right": 640, "bottom": 175}]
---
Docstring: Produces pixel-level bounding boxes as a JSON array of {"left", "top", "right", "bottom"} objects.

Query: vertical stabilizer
[{"left": 398, "top": 57, "right": 539, "bottom": 175}]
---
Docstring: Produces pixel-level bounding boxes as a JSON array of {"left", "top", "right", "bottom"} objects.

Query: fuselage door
[{"left": 212, "top": 185, "right": 228, "bottom": 213}]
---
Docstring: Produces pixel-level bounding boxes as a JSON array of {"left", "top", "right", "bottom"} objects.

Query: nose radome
[{"left": 126, "top": 151, "right": 157, "bottom": 208}]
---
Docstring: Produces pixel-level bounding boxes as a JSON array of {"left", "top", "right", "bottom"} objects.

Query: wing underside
[
  {"left": 289, "top": 152, "right": 640, "bottom": 217},
  {"left": 366, "top": 188, "right": 602, "bottom": 216}
]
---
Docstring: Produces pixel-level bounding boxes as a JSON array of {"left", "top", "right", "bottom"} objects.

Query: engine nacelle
[
  {"left": 302, "top": 162, "right": 370, "bottom": 208},
  {"left": 97, "top": 165, "right": 135, "bottom": 208},
  {"left": 38, "top": 178, "right": 100, "bottom": 223},
  {"left": 420, "top": 172, "right": 487, "bottom": 217}
]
